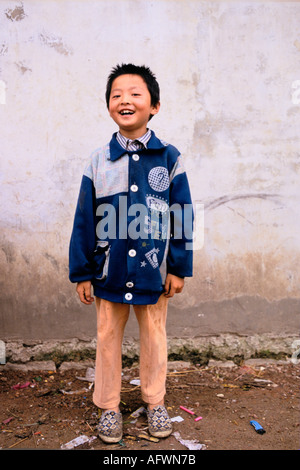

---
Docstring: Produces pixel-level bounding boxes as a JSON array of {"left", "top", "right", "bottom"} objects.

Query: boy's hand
[
  {"left": 164, "top": 274, "right": 184, "bottom": 298},
  {"left": 76, "top": 281, "right": 94, "bottom": 305}
]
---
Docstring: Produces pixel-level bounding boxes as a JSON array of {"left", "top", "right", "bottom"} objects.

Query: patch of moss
[
  {"left": 168, "top": 346, "right": 212, "bottom": 366},
  {"left": 251, "top": 350, "right": 286, "bottom": 360},
  {"left": 122, "top": 354, "right": 139, "bottom": 368},
  {"left": 35, "top": 348, "right": 96, "bottom": 367}
]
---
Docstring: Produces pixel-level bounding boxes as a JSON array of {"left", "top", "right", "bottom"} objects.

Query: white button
[
  {"left": 131, "top": 184, "right": 138, "bottom": 192},
  {"left": 125, "top": 293, "right": 133, "bottom": 301},
  {"left": 132, "top": 154, "right": 140, "bottom": 161},
  {"left": 128, "top": 249, "right": 136, "bottom": 257},
  {"left": 126, "top": 281, "right": 134, "bottom": 288}
]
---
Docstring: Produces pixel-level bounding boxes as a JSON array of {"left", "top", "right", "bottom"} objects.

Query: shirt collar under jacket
[
  {"left": 109, "top": 130, "right": 166, "bottom": 161},
  {"left": 116, "top": 129, "right": 152, "bottom": 151}
]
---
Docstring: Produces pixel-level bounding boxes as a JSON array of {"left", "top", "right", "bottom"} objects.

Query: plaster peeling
[
  {"left": 0, "top": 43, "right": 8, "bottom": 56},
  {"left": 39, "top": 32, "right": 73, "bottom": 56},
  {"left": 15, "top": 62, "right": 32, "bottom": 74},
  {"left": 5, "top": 3, "right": 26, "bottom": 22},
  {"left": 291, "top": 80, "right": 300, "bottom": 105},
  {"left": 0, "top": 80, "right": 6, "bottom": 105}
]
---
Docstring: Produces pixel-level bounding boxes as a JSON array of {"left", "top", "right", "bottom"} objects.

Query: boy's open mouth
[{"left": 120, "top": 109, "right": 135, "bottom": 115}]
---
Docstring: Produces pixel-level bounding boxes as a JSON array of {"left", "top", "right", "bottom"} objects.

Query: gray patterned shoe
[
  {"left": 98, "top": 410, "right": 123, "bottom": 443},
  {"left": 147, "top": 405, "right": 172, "bottom": 438}
]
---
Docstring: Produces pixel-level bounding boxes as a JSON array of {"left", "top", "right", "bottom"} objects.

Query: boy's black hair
[{"left": 105, "top": 63, "right": 160, "bottom": 116}]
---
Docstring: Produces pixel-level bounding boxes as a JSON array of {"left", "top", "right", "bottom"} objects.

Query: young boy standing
[{"left": 69, "top": 64, "right": 193, "bottom": 443}]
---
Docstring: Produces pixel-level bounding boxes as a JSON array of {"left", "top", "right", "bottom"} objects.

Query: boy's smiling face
[{"left": 108, "top": 74, "right": 160, "bottom": 140}]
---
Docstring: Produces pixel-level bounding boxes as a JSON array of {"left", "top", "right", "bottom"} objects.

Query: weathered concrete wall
[{"left": 0, "top": 1, "right": 299, "bottom": 351}]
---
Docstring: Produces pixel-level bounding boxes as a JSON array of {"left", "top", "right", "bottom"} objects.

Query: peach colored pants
[{"left": 92, "top": 294, "right": 168, "bottom": 409}]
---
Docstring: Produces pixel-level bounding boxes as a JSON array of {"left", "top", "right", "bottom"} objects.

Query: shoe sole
[
  {"left": 149, "top": 428, "right": 172, "bottom": 438},
  {"left": 99, "top": 433, "right": 122, "bottom": 443}
]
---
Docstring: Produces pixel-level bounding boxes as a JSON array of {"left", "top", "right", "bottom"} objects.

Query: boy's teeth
[{"left": 121, "top": 110, "right": 133, "bottom": 115}]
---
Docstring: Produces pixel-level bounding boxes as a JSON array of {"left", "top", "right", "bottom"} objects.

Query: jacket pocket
[{"left": 93, "top": 241, "right": 110, "bottom": 280}]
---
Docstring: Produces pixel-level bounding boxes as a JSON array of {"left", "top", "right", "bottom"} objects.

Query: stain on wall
[
  {"left": 39, "top": 32, "right": 73, "bottom": 56},
  {"left": 5, "top": 3, "right": 26, "bottom": 22}
]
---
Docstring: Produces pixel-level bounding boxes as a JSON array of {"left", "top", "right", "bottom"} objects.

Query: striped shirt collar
[{"left": 116, "top": 129, "right": 152, "bottom": 151}]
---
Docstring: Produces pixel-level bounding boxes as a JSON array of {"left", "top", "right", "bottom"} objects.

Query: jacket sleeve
[
  {"left": 69, "top": 174, "right": 96, "bottom": 283},
  {"left": 167, "top": 155, "right": 193, "bottom": 278}
]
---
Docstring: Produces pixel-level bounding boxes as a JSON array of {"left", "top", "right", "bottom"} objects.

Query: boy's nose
[{"left": 121, "top": 94, "right": 131, "bottom": 104}]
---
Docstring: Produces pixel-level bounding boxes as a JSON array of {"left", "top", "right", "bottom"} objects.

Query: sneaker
[
  {"left": 147, "top": 405, "right": 172, "bottom": 438},
  {"left": 98, "top": 410, "right": 123, "bottom": 443}
]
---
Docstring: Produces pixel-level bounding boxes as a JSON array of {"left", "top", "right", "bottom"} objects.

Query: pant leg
[
  {"left": 133, "top": 294, "right": 168, "bottom": 405},
  {"left": 93, "top": 297, "right": 130, "bottom": 409}
]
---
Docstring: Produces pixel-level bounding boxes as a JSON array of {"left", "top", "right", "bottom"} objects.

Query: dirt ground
[{"left": 0, "top": 360, "right": 299, "bottom": 452}]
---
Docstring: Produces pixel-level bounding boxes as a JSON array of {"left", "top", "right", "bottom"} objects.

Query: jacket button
[
  {"left": 132, "top": 154, "right": 140, "bottom": 161},
  {"left": 128, "top": 249, "right": 136, "bottom": 257},
  {"left": 126, "top": 281, "right": 134, "bottom": 288},
  {"left": 125, "top": 293, "right": 133, "bottom": 301},
  {"left": 130, "top": 184, "right": 138, "bottom": 192}
]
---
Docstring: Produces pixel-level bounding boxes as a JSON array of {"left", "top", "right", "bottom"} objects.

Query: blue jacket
[{"left": 69, "top": 131, "right": 193, "bottom": 305}]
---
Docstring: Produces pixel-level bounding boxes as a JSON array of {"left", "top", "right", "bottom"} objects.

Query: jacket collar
[{"left": 108, "top": 130, "right": 166, "bottom": 161}]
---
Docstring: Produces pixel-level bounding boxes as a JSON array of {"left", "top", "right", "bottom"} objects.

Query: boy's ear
[{"left": 150, "top": 101, "right": 160, "bottom": 117}]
